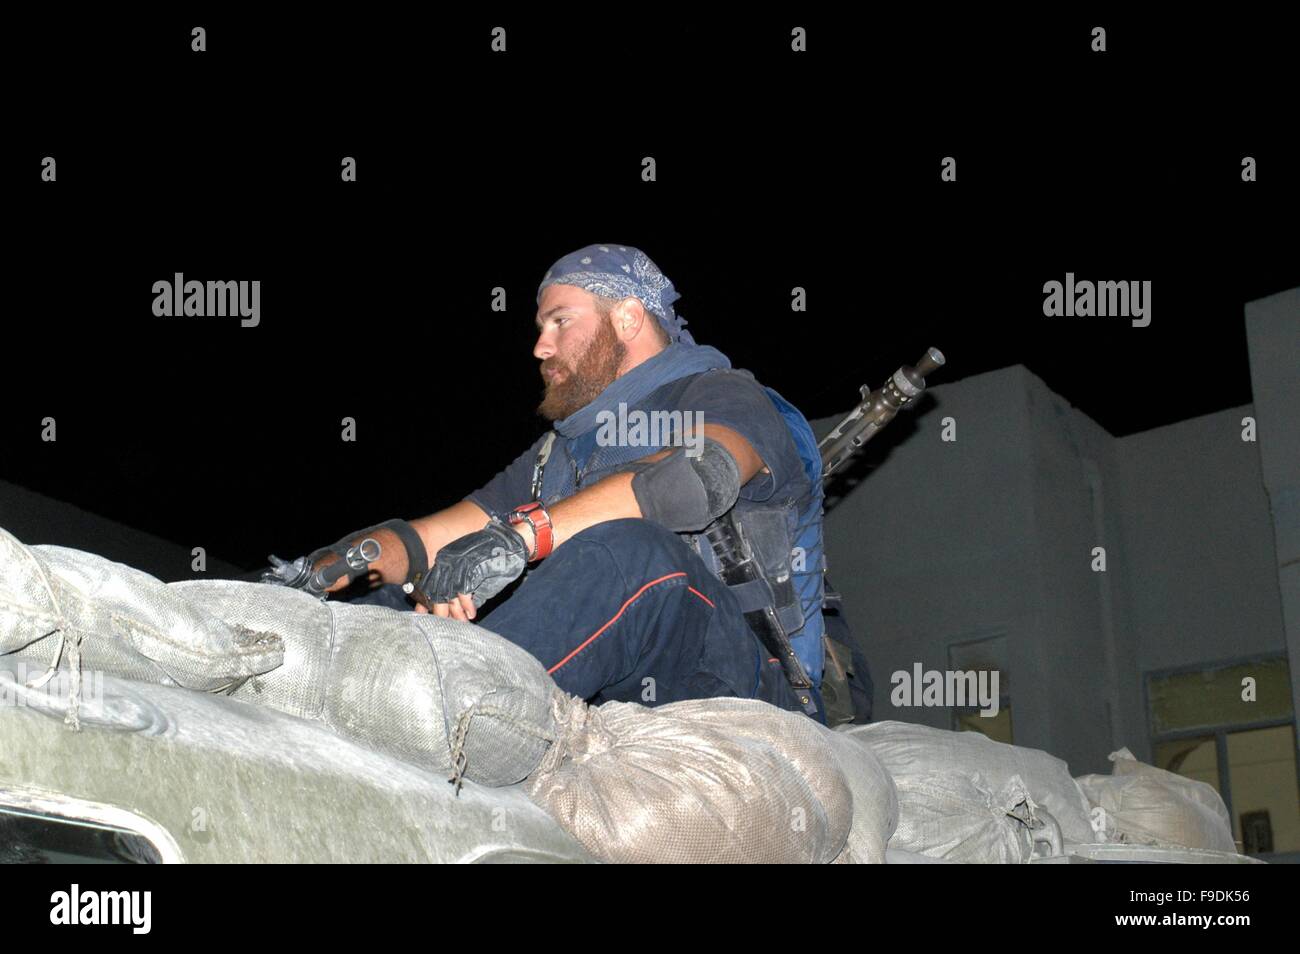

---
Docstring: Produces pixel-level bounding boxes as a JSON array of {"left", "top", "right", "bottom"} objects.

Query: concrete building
[{"left": 812, "top": 287, "right": 1299, "bottom": 859}]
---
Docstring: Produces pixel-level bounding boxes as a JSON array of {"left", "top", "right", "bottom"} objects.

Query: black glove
[{"left": 415, "top": 518, "right": 528, "bottom": 610}]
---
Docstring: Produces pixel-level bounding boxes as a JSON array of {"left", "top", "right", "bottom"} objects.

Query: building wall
[
  {"left": 1020, "top": 373, "right": 1121, "bottom": 775},
  {"left": 812, "top": 333, "right": 1290, "bottom": 776},
  {"left": 1244, "top": 288, "right": 1300, "bottom": 740},
  {"left": 1113, "top": 409, "right": 1286, "bottom": 684},
  {"left": 814, "top": 366, "right": 1043, "bottom": 739},
  {"left": 1066, "top": 408, "right": 1145, "bottom": 765}
]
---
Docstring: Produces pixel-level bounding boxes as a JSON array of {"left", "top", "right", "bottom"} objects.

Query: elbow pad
[{"left": 630, "top": 438, "right": 741, "bottom": 532}]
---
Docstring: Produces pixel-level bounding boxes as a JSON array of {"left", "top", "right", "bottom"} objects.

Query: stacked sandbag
[
  {"left": 839, "top": 721, "right": 1096, "bottom": 851},
  {"left": 170, "top": 579, "right": 559, "bottom": 787},
  {"left": 0, "top": 529, "right": 283, "bottom": 708},
  {"left": 1075, "top": 747, "right": 1236, "bottom": 853},
  {"left": 698, "top": 704, "right": 898, "bottom": 864},
  {"left": 887, "top": 772, "right": 1038, "bottom": 863},
  {"left": 524, "top": 693, "right": 857, "bottom": 863},
  {"left": 816, "top": 728, "right": 898, "bottom": 863},
  {"left": 169, "top": 579, "right": 332, "bottom": 719},
  {"left": 0, "top": 526, "right": 555, "bottom": 788}
]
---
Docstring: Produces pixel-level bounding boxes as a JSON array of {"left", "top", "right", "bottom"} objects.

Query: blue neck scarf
[{"left": 553, "top": 341, "right": 732, "bottom": 439}]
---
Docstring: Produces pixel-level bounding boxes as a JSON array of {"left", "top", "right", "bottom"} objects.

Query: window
[
  {"left": 0, "top": 787, "right": 181, "bottom": 864},
  {"left": 0, "top": 807, "right": 164, "bottom": 863},
  {"left": 955, "top": 705, "right": 1014, "bottom": 744},
  {"left": 1146, "top": 657, "right": 1300, "bottom": 859},
  {"left": 949, "top": 631, "right": 1012, "bottom": 744}
]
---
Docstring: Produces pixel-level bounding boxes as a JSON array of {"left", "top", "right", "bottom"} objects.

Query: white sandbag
[
  {"left": 0, "top": 528, "right": 282, "bottom": 696},
  {"left": 170, "top": 580, "right": 332, "bottom": 720},
  {"left": 171, "top": 579, "right": 559, "bottom": 788},
  {"left": 890, "top": 772, "right": 1037, "bottom": 863},
  {"left": 1075, "top": 747, "right": 1236, "bottom": 853},
  {"left": 696, "top": 705, "right": 898, "bottom": 864},
  {"left": 326, "top": 604, "right": 556, "bottom": 787},
  {"left": 817, "top": 727, "right": 898, "bottom": 863},
  {"left": 525, "top": 693, "right": 853, "bottom": 863},
  {"left": 840, "top": 720, "right": 1096, "bottom": 845}
]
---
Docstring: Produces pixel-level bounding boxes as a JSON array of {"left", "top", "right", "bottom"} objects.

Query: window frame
[
  {"left": 1144, "top": 653, "right": 1300, "bottom": 862},
  {"left": 0, "top": 785, "right": 183, "bottom": 863},
  {"left": 946, "top": 627, "right": 1011, "bottom": 739}
]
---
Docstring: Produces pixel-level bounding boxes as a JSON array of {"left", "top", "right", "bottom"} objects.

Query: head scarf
[{"left": 536, "top": 244, "right": 695, "bottom": 345}]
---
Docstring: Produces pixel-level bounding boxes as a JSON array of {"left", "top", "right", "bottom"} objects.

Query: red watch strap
[{"left": 510, "top": 502, "right": 553, "bottom": 561}]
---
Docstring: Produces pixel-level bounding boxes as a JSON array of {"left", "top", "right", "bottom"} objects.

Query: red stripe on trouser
[{"left": 547, "top": 571, "right": 714, "bottom": 675}]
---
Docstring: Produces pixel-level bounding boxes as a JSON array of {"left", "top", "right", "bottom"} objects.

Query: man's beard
[{"left": 537, "top": 318, "right": 627, "bottom": 422}]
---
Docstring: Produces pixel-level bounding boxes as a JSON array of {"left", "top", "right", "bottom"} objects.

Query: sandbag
[
  {"left": 1075, "top": 747, "right": 1236, "bottom": 853},
  {"left": 525, "top": 692, "right": 854, "bottom": 863},
  {"left": 0, "top": 528, "right": 282, "bottom": 696},
  {"left": 812, "top": 726, "right": 898, "bottom": 863},
  {"left": 890, "top": 772, "right": 1037, "bottom": 863},
  {"left": 327, "top": 604, "right": 556, "bottom": 786},
  {"left": 170, "top": 579, "right": 558, "bottom": 787},
  {"left": 690, "top": 705, "right": 898, "bottom": 864},
  {"left": 0, "top": 525, "right": 555, "bottom": 787},
  {"left": 840, "top": 720, "right": 1095, "bottom": 845},
  {"left": 169, "top": 579, "right": 332, "bottom": 720}
]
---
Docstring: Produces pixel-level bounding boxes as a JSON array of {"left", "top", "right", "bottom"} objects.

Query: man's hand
[{"left": 412, "top": 519, "right": 530, "bottom": 621}]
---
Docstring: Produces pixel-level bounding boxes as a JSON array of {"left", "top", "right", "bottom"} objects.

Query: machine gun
[{"left": 818, "top": 347, "right": 946, "bottom": 477}]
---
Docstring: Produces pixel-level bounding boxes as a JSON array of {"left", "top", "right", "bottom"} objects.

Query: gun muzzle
[
  {"left": 915, "top": 347, "right": 946, "bottom": 379},
  {"left": 818, "top": 346, "right": 946, "bottom": 478}
]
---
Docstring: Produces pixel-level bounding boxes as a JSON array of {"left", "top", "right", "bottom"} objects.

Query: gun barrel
[
  {"left": 819, "top": 347, "right": 946, "bottom": 479},
  {"left": 914, "top": 347, "right": 945, "bottom": 378}
]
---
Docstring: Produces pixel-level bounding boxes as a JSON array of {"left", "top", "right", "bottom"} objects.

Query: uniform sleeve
[
  {"left": 677, "top": 368, "right": 807, "bottom": 503},
  {"left": 462, "top": 432, "right": 548, "bottom": 519}
]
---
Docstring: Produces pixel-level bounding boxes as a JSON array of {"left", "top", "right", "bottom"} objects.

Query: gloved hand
[{"left": 414, "top": 518, "right": 529, "bottom": 614}]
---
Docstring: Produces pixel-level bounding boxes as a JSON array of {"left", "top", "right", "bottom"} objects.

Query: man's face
[{"left": 533, "top": 287, "right": 627, "bottom": 421}]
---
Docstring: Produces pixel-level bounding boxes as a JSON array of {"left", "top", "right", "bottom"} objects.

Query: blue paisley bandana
[{"left": 536, "top": 243, "right": 695, "bottom": 345}]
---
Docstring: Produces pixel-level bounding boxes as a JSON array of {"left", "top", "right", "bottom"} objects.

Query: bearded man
[{"left": 299, "top": 245, "right": 827, "bottom": 717}]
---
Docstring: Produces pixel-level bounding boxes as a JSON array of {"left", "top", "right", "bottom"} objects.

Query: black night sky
[{"left": 6, "top": 10, "right": 1297, "bottom": 573}]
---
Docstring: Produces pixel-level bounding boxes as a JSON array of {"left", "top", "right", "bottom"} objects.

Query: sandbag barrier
[
  {"left": 0, "top": 528, "right": 283, "bottom": 728},
  {"left": 3, "top": 527, "right": 1237, "bottom": 864}
]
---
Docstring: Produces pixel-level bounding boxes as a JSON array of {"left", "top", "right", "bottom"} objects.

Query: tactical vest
[{"left": 532, "top": 371, "right": 827, "bottom": 689}]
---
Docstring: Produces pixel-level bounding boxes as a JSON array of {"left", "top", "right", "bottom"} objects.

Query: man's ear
[
  {"left": 626, "top": 299, "right": 654, "bottom": 339},
  {"left": 612, "top": 298, "right": 639, "bottom": 339}
]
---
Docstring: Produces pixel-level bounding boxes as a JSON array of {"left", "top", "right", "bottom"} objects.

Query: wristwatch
[{"left": 506, "top": 501, "right": 554, "bottom": 562}]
